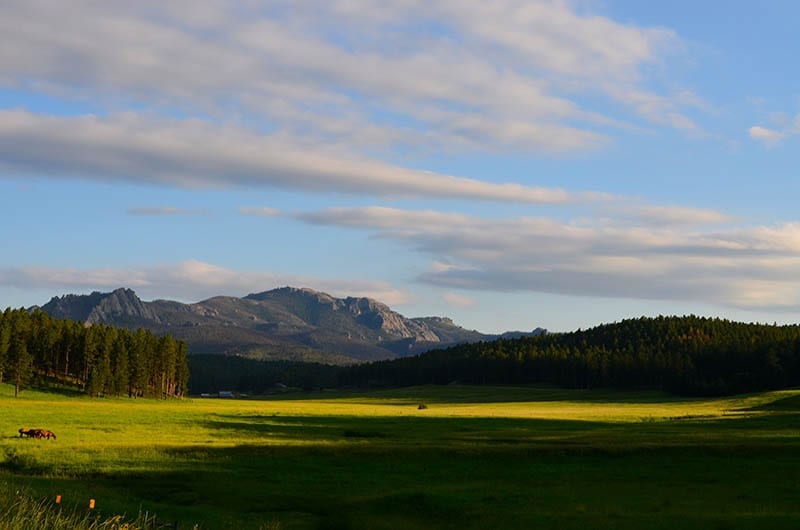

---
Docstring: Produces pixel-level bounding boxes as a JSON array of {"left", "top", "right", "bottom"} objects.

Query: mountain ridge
[{"left": 36, "top": 287, "right": 545, "bottom": 364}]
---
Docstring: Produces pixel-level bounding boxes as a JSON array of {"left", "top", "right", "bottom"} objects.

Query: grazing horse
[
  {"left": 18, "top": 428, "right": 55, "bottom": 439},
  {"left": 18, "top": 428, "right": 38, "bottom": 438}
]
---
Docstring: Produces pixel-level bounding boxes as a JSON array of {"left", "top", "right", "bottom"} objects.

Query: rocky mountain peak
[
  {"left": 41, "top": 287, "right": 161, "bottom": 325},
  {"left": 86, "top": 288, "right": 161, "bottom": 325},
  {"left": 35, "top": 286, "right": 542, "bottom": 364}
]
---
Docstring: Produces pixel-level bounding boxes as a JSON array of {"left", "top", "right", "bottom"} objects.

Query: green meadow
[{"left": 2, "top": 383, "right": 800, "bottom": 529}]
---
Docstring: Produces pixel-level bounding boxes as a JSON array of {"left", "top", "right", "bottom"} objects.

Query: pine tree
[
  {"left": 8, "top": 336, "right": 32, "bottom": 397},
  {"left": 174, "top": 341, "right": 189, "bottom": 397},
  {"left": 0, "top": 320, "right": 10, "bottom": 383},
  {"left": 111, "top": 335, "right": 129, "bottom": 397}
]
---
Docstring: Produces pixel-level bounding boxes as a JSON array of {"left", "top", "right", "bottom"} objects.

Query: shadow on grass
[
  {"left": 742, "top": 393, "right": 800, "bottom": 412},
  {"left": 5, "top": 413, "right": 800, "bottom": 530},
  {"left": 251, "top": 384, "right": 719, "bottom": 406},
  {"left": 200, "top": 411, "right": 800, "bottom": 456},
  {"left": 37, "top": 435, "right": 800, "bottom": 529},
  {"left": 3, "top": 446, "right": 478, "bottom": 530},
  {"left": 0, "top": 448, "right": 50, "bottom": 475},
  {"left": 203, "top": 413, "right": 613, "bottom": 447},
  {"left": 28, "top": 384, "right": 86, "bottom": 398}
]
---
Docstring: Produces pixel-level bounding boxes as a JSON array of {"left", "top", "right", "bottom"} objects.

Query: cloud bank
[
  {"left": 295, "top": 206, "right": 800, "bottom": 311},
  {"left": 0, "top": 0, "right": 700, "bottom": 161}
]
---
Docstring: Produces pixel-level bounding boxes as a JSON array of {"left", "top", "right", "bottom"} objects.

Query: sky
[{"left": 2, "top": 0, "right": 800, "bottom": 333}]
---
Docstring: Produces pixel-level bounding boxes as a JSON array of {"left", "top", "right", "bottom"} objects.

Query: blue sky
[{"left": 2, "top": 0, "right": 800, "bottom": 333}]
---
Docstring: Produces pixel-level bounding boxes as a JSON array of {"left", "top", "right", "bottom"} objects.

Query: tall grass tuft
[{"left": 0, "top": 486, "right": 191, "bottom": 530}]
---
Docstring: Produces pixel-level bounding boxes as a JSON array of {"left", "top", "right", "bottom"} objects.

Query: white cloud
[
  {"left": 749, "top": 111, "right": 800, "bottom": 146},
  {"left": 607, "top": 87, "right": 704, "bottom": 134},
  {"left": 749, "top": 125, "right": 785, "bottom": 146},
  {"left": 620, "top": 204, "right": 733, "bottom": 226},
  {"left": 294, "top": 206, "right": 800, "bottom": 311},
  {"left": 0, "top": 260, "right": 413, "bottom": 307},
  {"left": 0, "top": 0, "right": 701, "bottom": 161},
  {"left": 0, "top": 109, "right": 574, "bottom": 203}
]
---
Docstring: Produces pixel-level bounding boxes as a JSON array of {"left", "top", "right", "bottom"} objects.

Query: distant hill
[{"left": 36, "top": 287, "right": 545, "bottom": 364}]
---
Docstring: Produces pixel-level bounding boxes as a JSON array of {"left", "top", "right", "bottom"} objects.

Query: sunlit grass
[
  {"left": 2, "top": 383, "right": 800, "bottom": 529},
  {"left": 2, "top": 384, "right": 800, "bottom": 470}
]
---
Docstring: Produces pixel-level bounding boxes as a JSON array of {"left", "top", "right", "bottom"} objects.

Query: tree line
[
  {"left": 0, "top": 307, "right": 188, "bottom": 398},
  {"left": 188, "top": 354, "right": 340, "bottom": 394},
  {"left": 340, "top": 316, "right": 800, "bottom": 396}
]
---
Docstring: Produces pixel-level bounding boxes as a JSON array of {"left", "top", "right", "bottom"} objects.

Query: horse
[
  {"left": 18, "top": 428, "right": 55, "bottom": 439},
  {"left": 18, "top": 428, "right": 37, "bottom": 438}
]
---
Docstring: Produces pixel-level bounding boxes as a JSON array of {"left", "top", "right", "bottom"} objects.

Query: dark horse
[
  {"left": 18, "top": 427, "right": 36, "bottom": 438},
  {"left": 18, "top": 428, "right": 56, "bottom": 439}
]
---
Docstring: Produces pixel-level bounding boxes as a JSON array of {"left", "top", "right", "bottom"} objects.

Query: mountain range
[{"left": 34, "top": 287, "right": 545, "bottom": 364}]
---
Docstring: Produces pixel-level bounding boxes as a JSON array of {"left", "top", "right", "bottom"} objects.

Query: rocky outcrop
[
  {"left": 85, "top": 288, "right": 162, "bottom": 324},
  {"left": 245, "top": 287, "right": 441, "bottom": 341},
  {"left": 41, "top": 288, "right": 161, "bottom": 325}
]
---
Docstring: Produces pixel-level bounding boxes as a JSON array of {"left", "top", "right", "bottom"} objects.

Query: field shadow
[
  {"left": 253, "top": 384, "right": 712, "bottom": 406},
  {"left": 741, "top": 393, "right": 800, "bottom": 412},
  {"left": 207, "top": 412, "right": 610, "bottom": 431},
  {"left": 197, "top": 407, "right": 800, "bottom": 459},
  {"left": 87, "top": 428, "right": 800, "bottom": 529},
  {"left": 5, "top": 408, "right": 800, "bottom": 530},
  {"left": 200, "top": 412, "right": 634, "bottom": 451}
]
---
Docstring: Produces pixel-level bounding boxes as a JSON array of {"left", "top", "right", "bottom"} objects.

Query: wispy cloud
[
  {"left": 0, "top": 260, "right": 412, "bottom": 307},
  {"left": 614, "top": 204, "right": 734, "bottom": 226},
  {"left": 0, "top": 109, "right": 578, "bottom": 204},
  {"left": 748, "top": 110, "right": 800, "bottom": 146},
  {"left": 239, "top": 206, "right": 282, "bottom": 217},
  {"left": 749, "top": 125, "right": 786, "bottom": 146},
  {"left": 294, "top": 206, "right": 800, "bottom": 311}
]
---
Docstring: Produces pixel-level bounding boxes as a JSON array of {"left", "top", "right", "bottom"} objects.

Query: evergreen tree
[
  {"left": 111, "top": 335, "right": 129, "bottom": 397},
  {"left": 8, "top": 336, "right": 32, "bottom": 397},
  {"left": 129, "top": 329, "right": 150, "bottom": 397},
  {"left": 174, "top": 341, "right": 189, "bottom": 397},
  {"left": 0, "top": 319, "right": 10, "bottom": 383},
  {"left": 0, "top": 307, "right": 189, "bottom": 399}
]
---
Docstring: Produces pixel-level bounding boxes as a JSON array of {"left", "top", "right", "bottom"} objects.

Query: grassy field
[{"left": 1, "top": 383, "right": 800, "bottom": 529}]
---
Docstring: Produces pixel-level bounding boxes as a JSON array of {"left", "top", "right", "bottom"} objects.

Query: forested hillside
[
  {"left": 342, "top": 316, "right": 800, "bottom": 395},
  {"left": 0, "top": 307, "right": 188, "bottom": 398},
  {"left": 188, "top": 355, "right": 340, "bottom": 394}
]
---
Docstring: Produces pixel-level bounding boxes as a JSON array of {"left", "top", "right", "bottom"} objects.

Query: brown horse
[
  {"left": 18, "top": 428, "right": 55, "bottom": 439},
  {"left": 18, "top": 428, "right": 36, "bottom": 438}
]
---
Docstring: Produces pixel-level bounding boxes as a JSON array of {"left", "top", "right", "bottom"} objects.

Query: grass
[
  {"left": 0, "top": 484, "right": 192, "bottom": 529},
  {"left": 1, "top": 383, "right": 800, "bottom": 528}
]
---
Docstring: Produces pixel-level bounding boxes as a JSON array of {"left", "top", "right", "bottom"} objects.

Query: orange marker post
[
  {"left": 55, "top": 494, "right": 62, "bottom": 504},
  {"left": 89, "top": 499, "right": 96, "bottom": 509}
]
